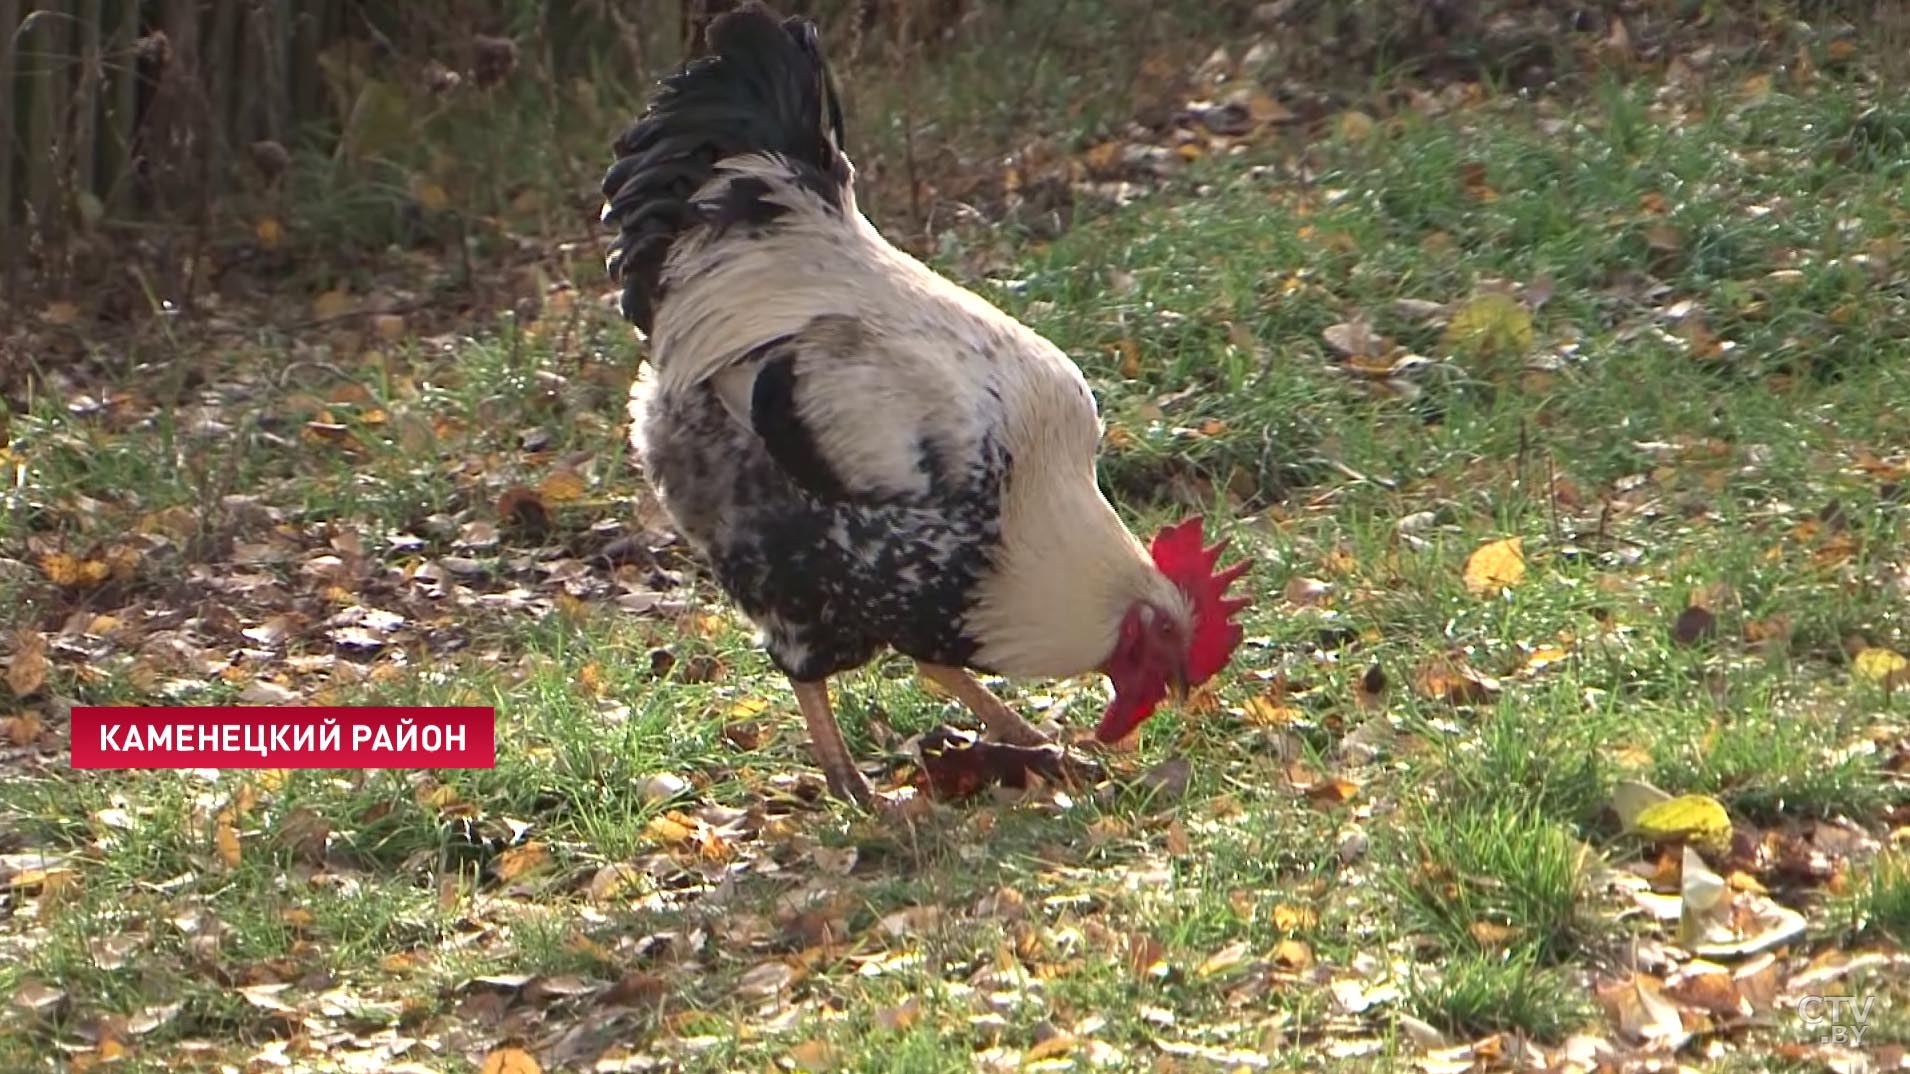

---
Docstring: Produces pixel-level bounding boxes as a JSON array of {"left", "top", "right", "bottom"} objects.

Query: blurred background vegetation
[{"left": 1, "top": 0, "right": 1903, "bottom": 323}]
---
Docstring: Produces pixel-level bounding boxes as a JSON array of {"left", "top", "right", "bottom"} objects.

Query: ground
[{"left": 3, "top": 7, "right": 1910, "bottom": 1074}]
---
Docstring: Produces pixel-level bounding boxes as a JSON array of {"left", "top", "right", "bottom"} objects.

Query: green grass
[{"left": 4, "top": 40, "right": 1910, "bottom": 1074}]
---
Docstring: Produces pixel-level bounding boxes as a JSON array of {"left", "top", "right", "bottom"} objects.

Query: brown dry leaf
[
  {"left": 3, "top": 713, "right": 44, "bottom": 746},
  {"left": 1115, "top": 338, "right": 1143, "bottom": 379},
  {"left": 41, "top": 302, "right": 80, "bottom": 326},
  {"left": 1595, "top": 974, "right": 1689, "bottom": 1046},
  {"left": 1666, "top": 597, "right": 1716, "bottom": 646},
  {"left": 736, "top": 960, "right": 797, "bottom": 998},
  {"left": 1282, "top": 576, "right": 1330, "bottom": 607},
  {"left": 1242, "top": 694, "right": 1301, "bottom": 726},
  {"left": 1665, "top": 963, "right": 1745, "bottom": 1017},
  {"left": 478, "top": 1046, "right": 543, "bottom": 1074},
  {"left": 787, "top": 1040, "right": 839, "bottom": 1072},
  {"left": 1468, "top": 921, "right": 1519, "bottom": 948},
  {"left": 1353, "top": 663, "right": 1387, "bottom": 711},
  {"left": 1462, "top": 537, "right": 1525, "bottom": 595},
  {"left": 255, "top": 216, "right": 283, "bottom": 249},
  {"left": 1412, "top": 658, "right": 1500, "bottom": 706},
  {"left": 311, "top": 289, "right": 354, "bottom": 321},
  {"left": 1335, "top": 110, "right": 1377, "bottom": 140},
  {"left": 875, "top": 995, "right": 922, "bottom": 1031},
  {"left": 1195, "top": 940, "right": 1252, "bottom": 978},
  {"left": 415, "top": 180, "right": 452, "bottom": 213},
  {"left": 494, "top": 842, "right": 549, "bottom": 882},
  {"left": 1644, "top": 225, "right": 1684, "bottom": 255},
  {"left": 1164, "top": 818, "right": 1192, "bottom": 856},
  {"left": 1305, "top": 776, "right": 1360, "bottom": 807},
  {"left": 1322, "top": 320, "right": 1382, "bottom": 359},
  {"left": 1127, "top": 932, "right": 1169, "bottom": 980},
  {"left": 7, "top": 632, "right": 48, "bottom": 698}
]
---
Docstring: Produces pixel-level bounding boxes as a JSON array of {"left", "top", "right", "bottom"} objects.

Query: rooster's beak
[{"left": 1166, "top": 659, "right": 1191, "bottom": 704}]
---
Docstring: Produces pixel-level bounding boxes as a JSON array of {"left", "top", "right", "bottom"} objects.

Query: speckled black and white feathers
[
  {"left": 600, "top": 3, "right": 849, "bottom": 333},
  {"left": 637, "top": 315, "right": 1008, "bottom": 681}
]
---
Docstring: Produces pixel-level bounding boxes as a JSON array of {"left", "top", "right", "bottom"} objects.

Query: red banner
[{"left": 70, "top": 707, "right": 497, "bottom": 769}]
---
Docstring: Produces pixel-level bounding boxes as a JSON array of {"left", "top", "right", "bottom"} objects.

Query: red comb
[{"left": 1150, "top": 516, "right": 1251, "bottom": 685}]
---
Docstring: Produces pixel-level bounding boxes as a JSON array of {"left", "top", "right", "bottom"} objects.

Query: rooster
[{"left": 601, "top": 3, "right": 1248, "bottom": 805}]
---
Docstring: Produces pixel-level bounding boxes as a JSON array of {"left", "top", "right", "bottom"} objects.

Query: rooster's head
[{"left": 1095, "top": 517, "right": 1250, "bottom": 743}]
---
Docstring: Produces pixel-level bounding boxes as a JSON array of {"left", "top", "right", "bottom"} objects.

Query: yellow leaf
[
  {"left": 415, "top": 179, "right": 451, "bottom": 213},
  {"left": 1115, "top": 337, "right": 1143, "bottom": 379},
  {"left": 312, "top": 289, "right": 353, "bottom": 321},
  {"left": 478, "top": 1046, "right": 543, "bottom": 1074},
  {"left": 1442, "top": 292, "right": 1535, "bottom": 363},
  {"left": 1462, "top": 537, "right": 1526, "bottom": 595},
  {"left": 1272, "top": 938, "right": 1313, "bottom": 969},
  {"left": 41, "top": 301, "right": 80, "bottom": 326},
  {"left": 537, "top": 469, "right": 588, "bottom": 503},
  {"left": 255, "top": 216, "right": 283, "bottom": 249},
  {"left": 38, "top": 552, "right": 90, "bottom": 588},
  {"left": 728, "top": 696, "right": 771, "bottom": 720},
  {"left": 1632, "top": 794, "right": 1732, "bottom": 852},
  {"left": 1852, "top": 648, "right": 1908, "bottom": 683},
  {"left": 215, "top": 818, "right": 242, "bottom": 867},
  {"left": 1272, "top": 904, "right": 1317, "bottom": 932},
  {"left": 494, "top": 842, "right": 549, "bottom": 882}
]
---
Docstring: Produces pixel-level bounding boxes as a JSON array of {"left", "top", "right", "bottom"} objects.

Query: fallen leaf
[
  {"left": 7, "top": 632, "right": 48, "bottom": 698},
  {"left": 1595, "top": 974, "right": 1688, "bottom": 1046},
  {"left": 478, "top": 1046, "right": 542, "bottom": 1074},
  {"left": 1442, "top": 293, "right": 1534, "bottom": 363},
  {"left": 787, "top": 1040, "right": 838, "bottom": 1072},
  {"left": 214, "top": 817, "right": 242, "bottom": 868},
  {"left": 1462, "top": 537, "right": 1526, "bottom": 595},
  {"left": 493, "top": 842, "right": 549, "bottom": 882},
  {"left": 11, "top": 979, "right": 66, "bottom": 1014},
  {"left": 1853, "top": 647, "right": 1908, "bottom": 684},
  {"left": 311, "top": 289, "right": 353, "bottom": 321},
  {"left": 538, "top": 469, "right": 588, "bottom": 503},
  {"left": 1273, "top": 904, "right": 1317, "bottom": 932},
  {"left": 1671, "top": 605, "right": 1717, "bottom": 647},
  {"left": 1196, "top": 940, "right": 1252, "bottom": 978},
  {"left": 1634, "top": 794, "right": 1732, "bottom": 852},
  {"left": 1611, "top": 779, "right": 1674, "bottom": 830},
  {"left": 735, "top": 960, "right": 796, "bottom": 998}
]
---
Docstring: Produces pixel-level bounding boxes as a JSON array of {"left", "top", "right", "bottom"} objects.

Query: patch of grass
[
  {"left": 1391, "top": 801, "right": 1599, "bottom": 963},
  {"left": 1834, "top": 853, "right": 1910, "bottom": 947},
  {"left": 1407, "top": 950, "right": 1594, "bottom": 1040}
]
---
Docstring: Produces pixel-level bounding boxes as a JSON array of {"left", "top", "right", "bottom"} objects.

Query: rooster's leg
[
  {"left": 915, "top": 663, "right": 1051, "bottom": 747},
  {"left": 792, "top": 679, "right": 874, "bottom": 806}
]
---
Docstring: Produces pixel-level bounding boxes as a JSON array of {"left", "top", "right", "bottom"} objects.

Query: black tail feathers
[{"left": 602, "top": 3, "right": 849, "bottom": 334}]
